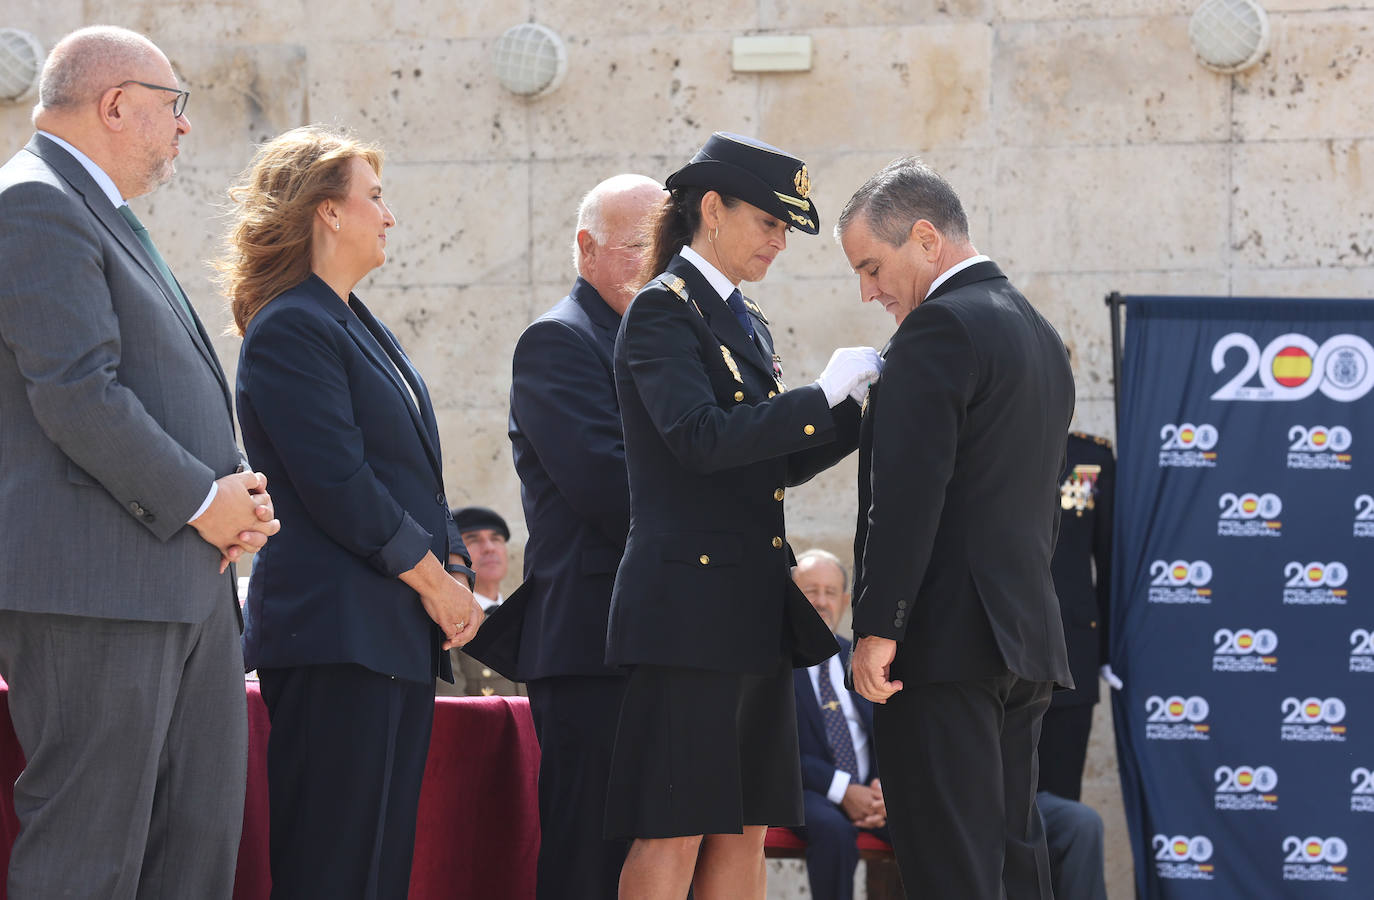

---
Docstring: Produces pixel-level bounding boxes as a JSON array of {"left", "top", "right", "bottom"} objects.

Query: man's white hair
[
  {"left": 795, "top": 547, "right": 849, "bottom": 585},
  {"left": 33, "top": 26, "right": 162, "bottom": 122},
  {"left": 571, "top": 173, "right": 663, "bottom": 272}
]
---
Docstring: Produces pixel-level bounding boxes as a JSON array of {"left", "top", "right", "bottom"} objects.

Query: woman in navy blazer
[{"left": 220, "top": 126, "right": 482, "bottom": 899}]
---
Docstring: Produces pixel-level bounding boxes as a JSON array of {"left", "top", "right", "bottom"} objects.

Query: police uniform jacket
[
  {"left": 606, "top": 253, "right": 860, "bottom": 674},
  {"left": 1049, "top": 432, "right": 1114, "bottom": 707}
]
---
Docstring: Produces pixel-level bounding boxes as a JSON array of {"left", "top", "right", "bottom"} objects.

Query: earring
[
  {"left": 709, "top": 227, "right": 718, "bottom": 244},
  {"left": 335, "top": 222, "right": 341, "bottom": 231}
]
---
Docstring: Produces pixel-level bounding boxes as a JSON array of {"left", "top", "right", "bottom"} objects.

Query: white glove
[
  {"left": 815, "top": 347, "right": 882, "bottom": 408},
  {"left": 1099, "top": 664, "right": 1123, "bottom": 690}
]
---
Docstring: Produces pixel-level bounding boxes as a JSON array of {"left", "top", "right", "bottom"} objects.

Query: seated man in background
[
  {"left": 439, "top": 506, "right": 526, "bottom": 697},
  {"left": 1036, "top": 789, "right": 1108, "bottom": 900},
  {"left": 792, "top": 549, "right": 889, "bottom": 900}
]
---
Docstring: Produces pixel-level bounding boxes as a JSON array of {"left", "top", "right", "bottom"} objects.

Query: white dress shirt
[
  {"left": 925, "top": 253, "right": 992, "bottom": 300},
  {"left": 807, "top": 653, "right": 872, "bottom": 803}
]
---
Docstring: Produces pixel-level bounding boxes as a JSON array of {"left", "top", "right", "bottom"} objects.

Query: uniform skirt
[{"left": 604, "top": 658, "right": 803, "bottom": 839}]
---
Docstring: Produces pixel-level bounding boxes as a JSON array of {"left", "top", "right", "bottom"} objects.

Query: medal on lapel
[
  {"left": 1059, "top": 464, "right": 1101, "bottom": 516},
  {"left": 772, "top": 353, "right": 786, "bottom": 392},
  {"left": 720, "top": 345, "right": 744, "bottom": 383}
]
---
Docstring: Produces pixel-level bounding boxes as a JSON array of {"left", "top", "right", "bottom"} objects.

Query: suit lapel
[
  {"left": 924, "top": 260, "right": 1005, "bottom": 305},
  {"left": 570, "top": 277, "right": 620, "bottom": 361},
  {"left": 668, "top": 256, "right": 773, "bottom": 379},
  {"left": 342, "top": 295, "right": 444, "bottom": 479},
  {"left": 28, "top": 136, "right": 231, "bottom": 410},
  {"left": 794, "top": 668, "right": 828, "bottom": 747}
]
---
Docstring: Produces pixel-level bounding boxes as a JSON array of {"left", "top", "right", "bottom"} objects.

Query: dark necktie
[
  {"left": 817, "top": 662, "right": 859, "bottom": 780},
  {"left": 117, "top": 205, "right": 195, "bottom": 321},
  {"left": 725, "top": 288, "right": 755, "bottom": 340}
]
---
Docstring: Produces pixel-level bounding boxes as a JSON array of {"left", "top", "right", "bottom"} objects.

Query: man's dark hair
[{"left": 835, "top": 156, "right": 969, "bottom": 247}]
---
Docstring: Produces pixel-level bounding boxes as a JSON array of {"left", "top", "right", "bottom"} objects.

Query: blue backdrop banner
[{"left": 1111, "top": 296, "right": 1374, "bottom": 898}]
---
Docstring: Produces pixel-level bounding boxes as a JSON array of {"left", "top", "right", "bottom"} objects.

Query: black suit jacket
[
  {"left": 606, "top": 254, "right": 855, "bottom": 674},
  {"left": 499, "top": 277, "right": 630, "bottom": 680},
  {"left": 795, "top": 638, "right": 878, "bottom": 797},
  {"left": 852, "top": 261, "right": 1075, "bottom": 687},
  {"left": 1049, "top": 432, "right": 1114, "bottom": 707},
  {"left": 237, "top": 274, "right": 464, "bottom": 684}
]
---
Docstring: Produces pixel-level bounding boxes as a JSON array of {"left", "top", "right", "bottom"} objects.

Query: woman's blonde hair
[{"left": 216, "top": 125, "right": 383, "bottom": 335}]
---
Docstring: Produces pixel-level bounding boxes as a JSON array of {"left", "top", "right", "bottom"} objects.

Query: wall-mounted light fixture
[
  {"left": 491, "top": 23, "right": 567, "bottom": 98},
  {"left": 1188, "top": 0, "right": 1270, "bottom": 73},
  {"left": 0, "top": 29, "right": 43, "bottom": 104},
  {"left": 732, "top": 35, "right": 813, "bottom": 73}
]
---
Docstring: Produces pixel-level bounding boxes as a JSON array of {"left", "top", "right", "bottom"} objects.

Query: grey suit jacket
[{"left": 0, "top": 134, "right": 242, "bottom": 624}]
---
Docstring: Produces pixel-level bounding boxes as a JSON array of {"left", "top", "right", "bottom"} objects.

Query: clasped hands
[
  {"left": 191, "top": 471, "right": 280, "bottom": 573},
  {"left": 815, "top": 347, "right": 883, "bottom": 408},
  {"left": 841, "top": 778, "right": 886, "bottom": 829}
]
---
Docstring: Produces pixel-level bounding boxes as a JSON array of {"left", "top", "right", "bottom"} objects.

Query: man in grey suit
[{"left": 0, "top": 26, "right": 278, "bottom": 898}]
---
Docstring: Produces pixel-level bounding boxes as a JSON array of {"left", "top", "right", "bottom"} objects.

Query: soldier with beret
[
  {"left": 440, "top": 506, "right": 527, "bottom": 697},
  {"left": 604, "top": 132, "right": 881, "bottom": 898}
]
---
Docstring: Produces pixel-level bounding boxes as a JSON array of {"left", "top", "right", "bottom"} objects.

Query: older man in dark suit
[
  {"left": 838, "top": 158, "right": 1075, "bottom": 899},
  {"left": 791, "top": 549, "right": 888, "bottom": 900},
  {"left": 504, "top": 174, "right": 664, "bottom": 898},
  {"left": 0, "top": 27, "right": 276, "bottom": 898}
]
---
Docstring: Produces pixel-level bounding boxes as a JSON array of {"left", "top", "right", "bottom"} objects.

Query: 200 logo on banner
[
  {"left": 1282, "top": 836, "right": 1349, "bottom": 883},
  {"left": 1353, "top": 767, "right": 1374, "bottom": 813},
  {"left": 1217, "top": 492, "right": 1282, "bottom": 537},
  {"left": 1283, "top": 561, "right": 1349, "bottom": 606},
  {"left": 1148, "top": 559, "right": 1213, "bottom": 604},
  {"left": 1287, "top": 425, "right": 1353, "bottom": 470},
  {"left": 1146, "top": 695, "right": 1210, "bottom": 740},
  {"left": 1212, "top": 628, "right": 1277, "bottom": 672},
  {"left": 1352, "top": 629, "right": 1374, "bottom": 673},
  {"left": 1214, "top": 764, "right": 1278, "bottom": 811},
  {"left": 1280, "top": 696, "right": 1346, "bottom": 742},
  {"left": 1212, "top": 332, "right": 1374, "bottom": 402},
  {"left": 1152, "top": 834, "right": 1214, "bottom": 881}
]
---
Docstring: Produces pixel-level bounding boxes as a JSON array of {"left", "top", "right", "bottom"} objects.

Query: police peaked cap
[
  {"left": 665, "top": 132, "right": 820, "bottom": 235},
  {"left": 451, "top": 506, "right": 510, "bottom": 539}
]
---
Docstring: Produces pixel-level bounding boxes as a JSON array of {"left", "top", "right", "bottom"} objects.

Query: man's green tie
[{"left": 117, "top": 204, "right": 196, "bottom": 322}]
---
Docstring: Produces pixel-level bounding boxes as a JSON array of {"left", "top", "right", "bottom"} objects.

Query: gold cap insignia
[{"left": 794, "top": 165, "right": 810, "bottom": 199}]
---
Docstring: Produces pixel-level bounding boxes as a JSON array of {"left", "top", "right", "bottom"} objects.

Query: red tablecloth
[{"left": 0, "top": 676, "right": 540, "bottom": 900}]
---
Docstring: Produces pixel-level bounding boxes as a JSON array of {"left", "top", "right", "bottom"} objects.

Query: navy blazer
[
  {"left": 237, "top": 274, "right": 463, "bottom": 684},
  {"left": 794, "top": 637, "right": 878, "bottom": 796},
  {"left": 505, "top": 277, "right": 629, "bottom": 680}
]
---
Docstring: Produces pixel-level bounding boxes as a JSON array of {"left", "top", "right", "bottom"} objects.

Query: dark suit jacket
[
  {"left": 502, "top": 277, "right": 629, "bottom": 680},
  {"left": 852, "top": 261, "right": 1075, "bottom": 687},
  {"left": 1049, "top": 432, "right": 1114, "bottom": 707},
  {"left": 0, "top": 135, "right": 242, "bottom": 624},
  {"left": 607, "top": 254, "right": 855, "bottom": 674},
  {"left": 237, "top": 274, "right": 462, "bottom": 684},
  {"left": 795, "top": 638, "right": 878, "bottom": 797}
]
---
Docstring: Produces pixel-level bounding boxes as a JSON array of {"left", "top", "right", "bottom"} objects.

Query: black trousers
[
  {"left": 1037, "top": 703, "right": 1094, "bottom": 801},
  {"left": 259, "top": 664, "right": 435, "bottom": 900},
  {"left": 526, "top": 675, "right": 630, "bottom": 900},
  {"left": 874, "top": 674, "right": 1054, "bottom": 900}
]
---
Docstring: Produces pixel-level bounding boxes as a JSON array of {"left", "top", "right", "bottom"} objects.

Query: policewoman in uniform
[
  {"left": 1041, "top": 430, "right": 1116, "bottom": 801},
  {"left": 604, "top": 133, "right": 882, "bottom": 899}
]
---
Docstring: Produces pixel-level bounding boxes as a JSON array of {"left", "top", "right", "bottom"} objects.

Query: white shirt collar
[
  {"left": 37, "top": 131, "right": 125, "bottom": 209},
  {"left": 474, "top": 590, "right": 502, "bottom": 613},
  {"left": 925, "top": 254, "right": 992, "bottom": 300},
  {"left": 678, "top": 245, "right": 736, "bottom": 303}
]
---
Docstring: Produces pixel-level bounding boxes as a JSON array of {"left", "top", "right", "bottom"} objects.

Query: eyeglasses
[{"left": 115, "top": 80, "right": 190, "bottom": 118}]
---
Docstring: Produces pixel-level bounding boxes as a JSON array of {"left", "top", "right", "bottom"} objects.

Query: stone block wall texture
[{"left": 6, "top": 1, "right": 1374, "bottom": 894}]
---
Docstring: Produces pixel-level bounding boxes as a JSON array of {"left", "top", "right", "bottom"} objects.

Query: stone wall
[{"left": 5, "top": 1, "right": 1373, "bottom": 894}]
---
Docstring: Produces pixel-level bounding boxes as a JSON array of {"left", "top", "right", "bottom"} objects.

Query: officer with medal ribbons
[{"left": 604, "top": 133, "right": 882, "bottom": 898}]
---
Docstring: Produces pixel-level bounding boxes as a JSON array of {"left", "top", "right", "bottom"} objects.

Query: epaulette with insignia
[
  {"left": 656, "top": 274, "right": 703, "bottom": 318},
  {"left": 742, "top": 297, "right": 770, "bottom": 324}
]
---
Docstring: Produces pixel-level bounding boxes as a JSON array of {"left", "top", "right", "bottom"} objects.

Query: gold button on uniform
[
  {"left": 699, "top": 554, "right": 710, "bottom": 565},
  {"left": 734, "top": 391, "right": 744, "bottom": 402},
  {"left": 481, "top": 668, "right": 492, "bottom": 678},
  {"left": 1090, "top": 621, "right": 1097, "bottom": 629},
  {"left": 771, "top": 536, "right": 783, "bottom": 549},
  {"left": 803, "top": 424, "right": 815, "bottom": 435},
  {"left": 774, "top": 488, "right": 785, "bottom": 501},
  {"left": 768, "top": 391, "right": 776, "bottom": 398}
]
